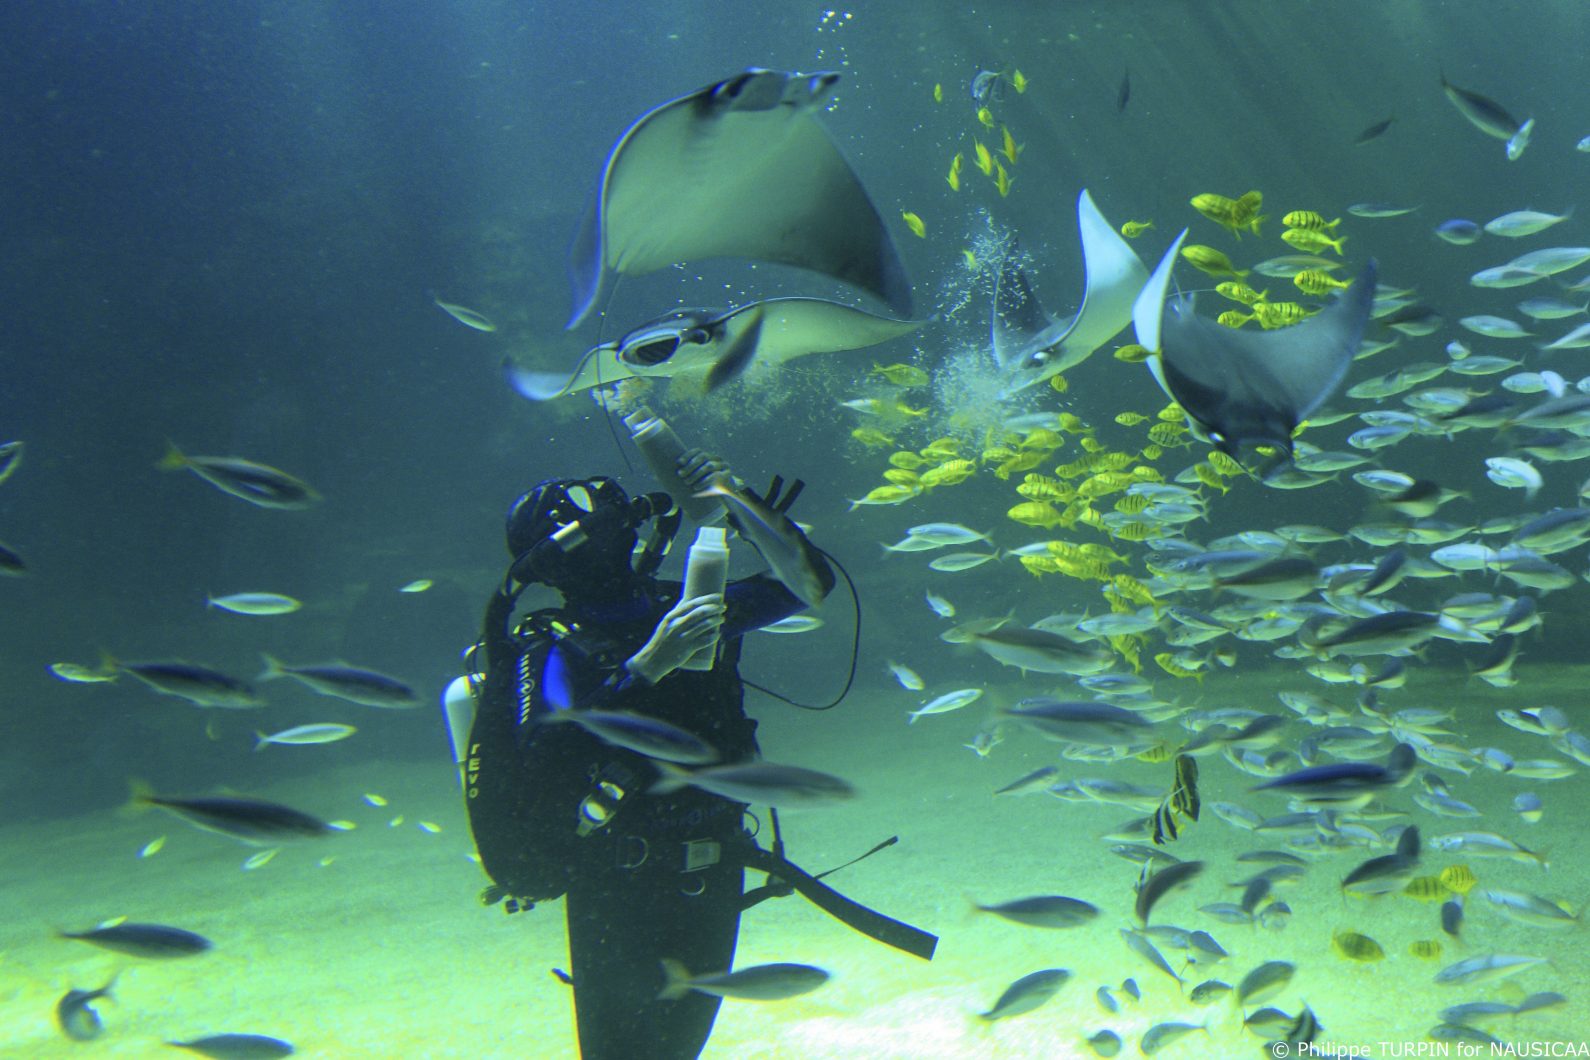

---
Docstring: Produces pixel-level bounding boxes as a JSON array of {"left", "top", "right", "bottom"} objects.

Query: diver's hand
[
  {"left": 678, "top": 449, "right": 735, "bottom": 492},
  {"left": 625, "top": 593, "right": 726, "bottom": 684}
]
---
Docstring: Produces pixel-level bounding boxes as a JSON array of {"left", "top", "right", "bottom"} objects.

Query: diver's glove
[
  {"left": 624, "top": 593, "right": 726, "bottom": 685},
  {"left": 677, "top": 448, "right": 737, "bottom": 493}
]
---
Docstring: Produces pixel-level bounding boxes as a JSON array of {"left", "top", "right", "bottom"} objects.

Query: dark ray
[{"left": 1133, "top": 230, "right": 1376, "bottom": 458}]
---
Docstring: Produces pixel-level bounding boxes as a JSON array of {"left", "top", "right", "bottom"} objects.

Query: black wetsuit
[{"left": 465, "top": 570, "right": 814, "bottom": 1060}]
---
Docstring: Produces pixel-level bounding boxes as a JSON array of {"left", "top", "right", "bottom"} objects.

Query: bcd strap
[{"left": 738, "top": 844, "right": 937, "bottom": 961}]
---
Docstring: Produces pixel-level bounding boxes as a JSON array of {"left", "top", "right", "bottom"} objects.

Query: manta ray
[
  {"left": 1132, "top": 229, "right": 1377, "bottom": 459},
  {"left": 507, "top": 297, "right": 924, "bottom": 400},
  {"left": 566, "top": 68, "right": 912, "bottom": 329},
  {"left": 990, "top": 189, "right": 1149, "bottom": 394}
]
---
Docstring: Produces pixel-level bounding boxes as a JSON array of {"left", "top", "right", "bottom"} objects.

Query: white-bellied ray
[
  {"left": 991, "top": 189, "right": 1148, "bottom": 394},
  {"left": 507, "top": 298, "right": 923, "bottom": 400},
  {"left": 567, "top": 68, "right": 912, "bottom": 328}
]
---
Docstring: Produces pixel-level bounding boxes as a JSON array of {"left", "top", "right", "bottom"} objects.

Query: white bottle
[
  {"left": 624, "top": 407, "right": 720, "bottom": 523},
  {"left": 679, "top": 526, "right": 729, "bottom": 671},
  {"left": 440, "top": 673, "right": 482, "bottom": 789}
]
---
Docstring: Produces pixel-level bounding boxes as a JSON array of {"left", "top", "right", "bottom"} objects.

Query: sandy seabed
[{"left": 3, "top": 667, "right": 1587, "bottom": 1059}]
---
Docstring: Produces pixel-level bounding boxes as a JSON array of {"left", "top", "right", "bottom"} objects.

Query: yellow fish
[
  {"left": 1282, "top": 210, "right": 1339, "bottom": 232},
  {"left": 1154, "top": 652, "right": 1202, "bottom": 681},
  {"left": 1206, "top": 451, "right": 1245, "bottom": 477},
  {"left": 1280, "top": 227, "right": 1346, "bottom": 255},
  {"left": 1007, "top": 501, "right": 1064, "bottom": 528},
  {"left": 1438, "top": 864, "right": 1477, "bottom": 895},
  {"left": 919, "top": 459, "right": 976, "bottom": 487},
  {"left": 961, "top": 248, "right": 978, "bottom": 269},
  {"left": 1293, "top": 269, "right": 1351, "bottom": 295},
  {"left": 1403, "top": 876, "right": 1451, "bottom": 902},
  {"left": 1119, "top": 220, "right": 1155, "bottom": 239},
  {"left": 1114, "top": 412, "right": 1149, "bottom": 426},
  {"left": 976, "top": 106, "right": 996, "bottom": 129},
  {"left": 1191, "top": 462, "right": 1227, "bottom": 492},
  {"left": 901, "top": 211, "right": 927, "bottom": 239},
  {"left": 933, "top": 82, "right": 944, "bottom": 103},
  {"left": 850, "top": 428, "right": 894, "bottom": 448},
  {"left": 1408, "top": 940, "right": 1444, "bottom": 961},
  {"left": 993, "top": 161, "right": 1013, "bottom": 198},
  {"left": 882, "top": 468, "right": 920, "bottom": 487},
  {"left": 1113, "top": 343, "right": 1152, "bottom": 364},
  {"left": 1215, "top": 281, "right": 1267, "bottom": 306},
  {"left": 849, "top": 485, "right": 918, "bottom": 508},
  {"left": 946, "top": 152, "right": 963, "bottom": 192},
  {"left": 1179, "top": 245, "right": 1248, "bottom": 279},
  {"left": 1049, "top": 374, "right": 1068, "bottom": 394},
  {"left": 919, "top": 438, "right": 960, "bottom": 460},
  {"left": 1251, "top": 302, "right": 1311, "bottom": 329},
  {"left": 888, "top": 451, "right": 927, "bottom": 470},
  {"left": 972, "top": 140, "right": 994, "bottom": 176},
  {"left": 1190, "top": 191, "right": 1265, "bottom": 238},
  {"left": 1010, "top": 69, "right": 1029, "bottom": 94},
  {"left": 1134, "top": 743, "right": 1176, "bottom": 764},
  {"left": 999, "top": 126, "right": 1023, "bottom": 164},
  {"left": 1147, "top": 422, "right": 1189, "bottom": 447},
  {"left": 1218, "top": 310, "right": 1253, "bottom": 329},
  {"left": 1332, "top": 931, "right": 1384, "bottom": 962},
  {"left": 872, "top": 363, "right": 930, "bottom": 387},
  {"left": 1016, "top": 475, "right": 1069, "bottom": 501}
]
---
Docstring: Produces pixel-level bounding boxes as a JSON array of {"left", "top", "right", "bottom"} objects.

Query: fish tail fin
[
  {"left": 658, "top": 958, "right": 694, "bottom": 1001},
  {"left": 649, "top": 762, "right": 692, "bottom": 795},
  {"left": 257, "top": 653, "right": 288, "bottom": 683},
  {"left": 93, "top": 648, "right": 121, "bottom": 680},
  {"left": 119, "top": 777, "right": 156, "bottom": 819},
  {"left": 253, "top": 731, "right": 271, "bottom": 752},
  {"left": 155, "top": 440, "right": 188, "bottom": 472},
  {"left": 1249, "top": 214, "right": 1266, "bottom": 237}
]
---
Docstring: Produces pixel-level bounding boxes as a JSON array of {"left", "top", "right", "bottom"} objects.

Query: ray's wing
[
  {"left": 993, "top": 190, "right": 1148, "bottom": 393},
  {"left": 503, "top": 344, "right": 632, "bottom": 401},
  {"left": 991, "top": 238, "right": 1058, "bottom": 371},
  {"left": 1135, "top": 230, "right": 1376, "bottom": 454},
  {"left": 568, "top": 69, "right": 912, "bottom": 328},
  {"left": 740, "top": 297, "right": 924, "bottom": 366}
]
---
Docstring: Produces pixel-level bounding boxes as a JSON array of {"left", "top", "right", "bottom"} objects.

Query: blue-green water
[{"left": 3, "top": 2, "right": 1590, "bottom": 1056}]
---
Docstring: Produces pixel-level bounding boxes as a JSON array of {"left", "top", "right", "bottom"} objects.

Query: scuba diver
[{"left": 458, "top": 453, "right": 936, "bottom": 1059}]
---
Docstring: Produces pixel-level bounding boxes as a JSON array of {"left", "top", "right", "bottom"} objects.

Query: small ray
[
  {"left": 507, "top": 298, "right": 923, "bottom": 400},
  {"left": 567, "top": 68, "right": 912, "bottom": 328},
  {"left": 991, "top": 190, "right": 1149, "bottom": 394},
  {"left": 1132, "top": 229, "right": 1376, "bottom": 458}
]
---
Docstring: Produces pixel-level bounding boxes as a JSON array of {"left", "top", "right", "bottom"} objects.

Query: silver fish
[
  {"left": 545, "top": 709, "right": 717, "bottom": 765},
  {"left": 977, "top": 968, "right": 1070, "bottom": 1021},
  {"left": 658, "top": 959, "right": 829, "bottom": 1001},
  {"left": 56, "top": 976, "right": 116, "bottom": 1041},
  {"left": 1434, "top": 953, "right": 1546, "bottom": 986},
  {"left": 58, "top": 922, "right": 212, "bottom": 959},
  {"left": 701, "top": 480, "right": 830, "bottom": 607},
  {"left": 157, "top": 442, "right": 319, "bottom": 509},
  {"left": 651, "top": 760, "right": 855, "bottom": 807},
  {"left": 258, "top": 655, "right": 416, "bottom": 708}
]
